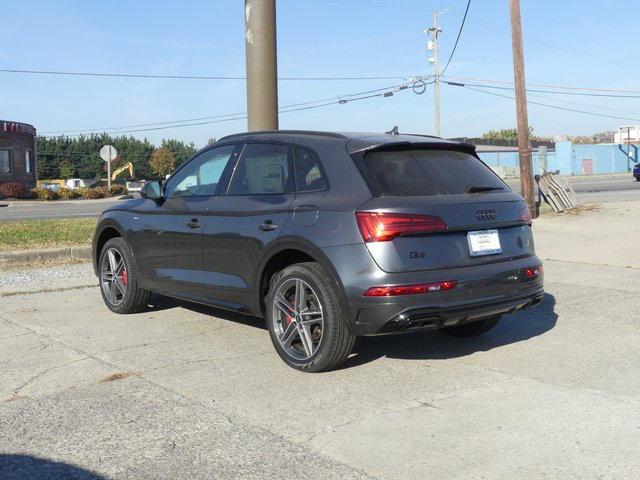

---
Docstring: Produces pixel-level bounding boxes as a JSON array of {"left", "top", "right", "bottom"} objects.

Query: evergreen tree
[{"left": 59, "top": 158, "right": 76, "bottom": 179}]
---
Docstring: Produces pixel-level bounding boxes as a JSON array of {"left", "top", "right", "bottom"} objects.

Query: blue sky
[{"left": 1, "top": 0, "right": 639, "bottom": 147}]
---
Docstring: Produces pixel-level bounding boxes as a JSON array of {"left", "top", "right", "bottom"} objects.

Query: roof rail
[{"left": 217, "top": 130, "right": 348, "bottom": 142}]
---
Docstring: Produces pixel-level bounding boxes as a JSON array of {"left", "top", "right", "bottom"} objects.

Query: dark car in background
[
  {"left": 92, "top": 131, "right": 544, "bottom": 372},
  {"left": 633, "top": 162, "right": 640, "bottom": 181}
]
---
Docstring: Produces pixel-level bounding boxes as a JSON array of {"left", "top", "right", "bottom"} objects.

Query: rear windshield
[{"left": 364, "top": 149, "right": 506, "bottom": 196}]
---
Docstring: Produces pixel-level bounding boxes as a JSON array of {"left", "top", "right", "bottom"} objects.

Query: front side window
[
  {"left": 164, "top": 145, "right": 237, "bottom": 198},
  {"left": 227, "top": 143, "right": 291, "bottom": 195},
  {"left": 25, "top": 150, "right": 32, "bottom": 174},
  {"left": 0, "top": 149, "right": 10, "bottom": 174},
  {"left": 294, "top": 147, "right": 328, "bottom": 192},
  {"left": 364, "top": 149, "right": 506, "bottom": 196}
]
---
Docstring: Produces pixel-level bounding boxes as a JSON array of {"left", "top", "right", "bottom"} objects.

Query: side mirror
[{"left": 141, "top": 180, "right": 163, "bottom": 201}]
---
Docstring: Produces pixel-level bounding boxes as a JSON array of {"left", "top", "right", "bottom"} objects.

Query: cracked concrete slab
[
  {"left": 307, "top": 377, "right": 640, "bottom": 479},
  {"left": 534, "top": 201, "right": 640, "bottom": 269},
  {"left": 0, "top": 378, "right": 374, "bottom": 480}
]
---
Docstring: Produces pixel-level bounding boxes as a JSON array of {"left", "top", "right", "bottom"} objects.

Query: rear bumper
[
  {"left": 375, "top": 290, "right": 544, "bottom": 334},
  {"left": 321, "top": 244, "right": 544, "bottom": 336}
]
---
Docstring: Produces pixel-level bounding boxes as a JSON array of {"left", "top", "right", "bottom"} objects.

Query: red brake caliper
[
  {"left": 121, "top": 269, "right": 128, "bottom": 287},
  {"left": 284, "top": 294, "right": 294, "bottom": 326}
]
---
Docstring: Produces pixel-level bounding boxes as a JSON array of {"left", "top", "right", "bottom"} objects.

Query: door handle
[
  {"left": 186, "top": 218, "right": 202, "bottom": 229},
  {"left": 258, "top": 220, "right": 278, "bottom": 231}
]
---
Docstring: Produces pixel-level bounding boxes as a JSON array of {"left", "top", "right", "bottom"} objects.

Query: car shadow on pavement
[
  {"left": 147, "top": 293, "right": 267, "bottom": 331},
  {"left": 144, "top": 293, "right": 557, "bottom": 371},
  {"left": 341, "top": 293, "right": 558, "bottom": 370},
  {"left": 0, "top": 454, "right": 106, "bottom": 480}
]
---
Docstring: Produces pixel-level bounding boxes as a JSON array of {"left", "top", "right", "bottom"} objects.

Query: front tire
[
  {"left": 441, "top": 316, "right": 501, "bottom": 338},
  {"left": 99, "top": 237, "right": 150, "bottom": 314},
  {"left": 266, "top": 262, "right": 355, "bottom": 372}
]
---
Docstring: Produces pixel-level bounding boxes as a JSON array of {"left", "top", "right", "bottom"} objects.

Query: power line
[
  {"left": 449, "top": 83, "right": 640, "bottom": 123},
  {"left": 41, "top": 82, "right": 416, "bottom": 138},
  {"left": 37, "top": 151, "right": 152, "bottom": 159},
  {"left": 310, "top": 0, "right": 630, "bottom": 71},
  {"left": 439, "top": 0, "right": 471, "bottom": 77},
  {"left": 445, "top": 75, "right": 640, "bottom": 94},
  {"left": 0, "top": 67, "right": 411, "bottom": 81},
  {"left": 524, "top": 92, "right": 640, "bottom": 117},
  {"left": 444, "top": 80, "right": 640, "bottom": 99},
  {"left": 41, "top": 83, "right": 412, "bottom": 136}
]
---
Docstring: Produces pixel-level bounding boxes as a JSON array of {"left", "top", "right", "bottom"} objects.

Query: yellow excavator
[{"left": 111, "top": 162, "right": 134, "bottom": 181}]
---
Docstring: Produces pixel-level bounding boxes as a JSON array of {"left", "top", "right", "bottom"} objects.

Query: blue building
[{"left": 477, "top": 141, "right": 638, "bottom": 176}]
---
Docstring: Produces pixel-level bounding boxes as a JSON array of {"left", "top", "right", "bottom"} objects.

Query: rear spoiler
[{"left": 346, "top": 140, "right": 477, "bottom": 156}]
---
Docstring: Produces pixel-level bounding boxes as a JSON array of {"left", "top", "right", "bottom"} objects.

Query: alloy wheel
[
  {"left": 101, "top": 247, "right": 128, "bottom": 306},
  {"left": 272, "top": 278, "right": 324, "bottom": 361}
]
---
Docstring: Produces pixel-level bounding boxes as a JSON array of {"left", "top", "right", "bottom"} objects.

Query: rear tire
[
  {"left": 99, "top": 237, "right": 151, "bottom": 314},
  {"left": 265, "top": 262, "right": 355, "bottom": 372},
  {"left": 441, "top": 316, "right": 501, "bottom": 338}
]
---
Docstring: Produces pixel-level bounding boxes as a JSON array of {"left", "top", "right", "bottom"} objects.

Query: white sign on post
[{"left": 100, "top": 145, "right": 118, "bottom": 191}]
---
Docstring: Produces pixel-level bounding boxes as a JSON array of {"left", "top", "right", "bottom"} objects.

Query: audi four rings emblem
[{"left": 476, "top": 209, "right": 497, "bottom": 220}]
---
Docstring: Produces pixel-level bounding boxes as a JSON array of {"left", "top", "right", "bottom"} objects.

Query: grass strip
[{"left": 0, "top": 218, "right": 97, "bottom": 250}]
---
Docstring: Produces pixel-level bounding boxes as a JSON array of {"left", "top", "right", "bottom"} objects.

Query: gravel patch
[{"left": 0, "top": 262, "right": 95, "bottom": 292}]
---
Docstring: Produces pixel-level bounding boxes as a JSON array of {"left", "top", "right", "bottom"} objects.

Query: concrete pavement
[{"left": 1, "top": 201, "right": 639, "bottom": 479}]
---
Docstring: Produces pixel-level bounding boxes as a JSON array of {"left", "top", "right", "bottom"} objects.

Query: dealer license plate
[{"left": 467, "top": 230, "right": 502, "bottom": 256}]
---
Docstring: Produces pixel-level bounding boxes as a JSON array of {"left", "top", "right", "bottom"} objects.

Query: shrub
[
  {"left": 0, "top": 182, "right": 26, "bottom": 199},
  {"left": 58, "top": 187, "right": 81, "bottom": 199},
  {"left": 20, "top": 189, "right": 37, "bottom": 199},
  {"left": 93, "top": 186, "right": 110, "bottom": 198},
  {"left": 34, "top": 188, "right": 59, "bottom": 201},
  {"left": 79, "top": 186, "right": 108, "bottom": 199},
  {"left": 109, "top": 184, "right": 128, "bottom": 196}
]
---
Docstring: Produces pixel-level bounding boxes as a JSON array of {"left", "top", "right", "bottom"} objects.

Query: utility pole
[
  {"left": 244, "top": 0, "right": 279, "bottom": 131},
  {"left": 426, "top": 13, "right": 442, "bottom": 137},
  {"left": 508, "top": 0, "right": 536, "bottom": 218}
]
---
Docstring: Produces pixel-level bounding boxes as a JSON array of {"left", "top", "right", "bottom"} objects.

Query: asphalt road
[
  {"left": 0, "top": 197, "right": 123, "bottom": 221},
  {"left": 506, "top": 172, "right": 640, "bottom": 202},
  {"left": 1, "top": 200, "right": 639, "bottom": 479},
  {"left": 0, "top": 174, "right": 638, "bottom": 221}
]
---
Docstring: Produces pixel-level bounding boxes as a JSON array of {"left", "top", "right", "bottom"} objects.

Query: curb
[{"left": 0, "top": 245, "right": 92, "bottom": 267}]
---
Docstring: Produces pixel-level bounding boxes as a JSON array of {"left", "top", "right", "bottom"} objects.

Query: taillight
[
  {"left": 519, "top": 205, "right": 532, "bottom": 224},
  {"left": 355, "top": 212, "right": 447, "bottom": 242},
  {"left": 522, "top": 265, "right": 543, "bottom": 278},
  {"left": 364, "top": 280, "right": 457, "bottom": 297}
]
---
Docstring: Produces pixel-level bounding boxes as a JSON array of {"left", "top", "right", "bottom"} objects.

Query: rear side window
[
  {"left": 364, "top": 149, "right": 505, "bottom": 196},
  {"left": 293, "top": 147, "right": 328, "bottom": 192},
  {"left": 228, "top": 143, "right": 292, "bottom": 195}
]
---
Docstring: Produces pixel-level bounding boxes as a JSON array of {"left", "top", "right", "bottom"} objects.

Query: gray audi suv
[{"left": 92, "top": 131, "right": 544, "bottom": 372}]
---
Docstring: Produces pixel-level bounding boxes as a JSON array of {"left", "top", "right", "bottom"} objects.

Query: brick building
[{"left": 0, "top": 120, "right": 37, "bottom": 188}]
